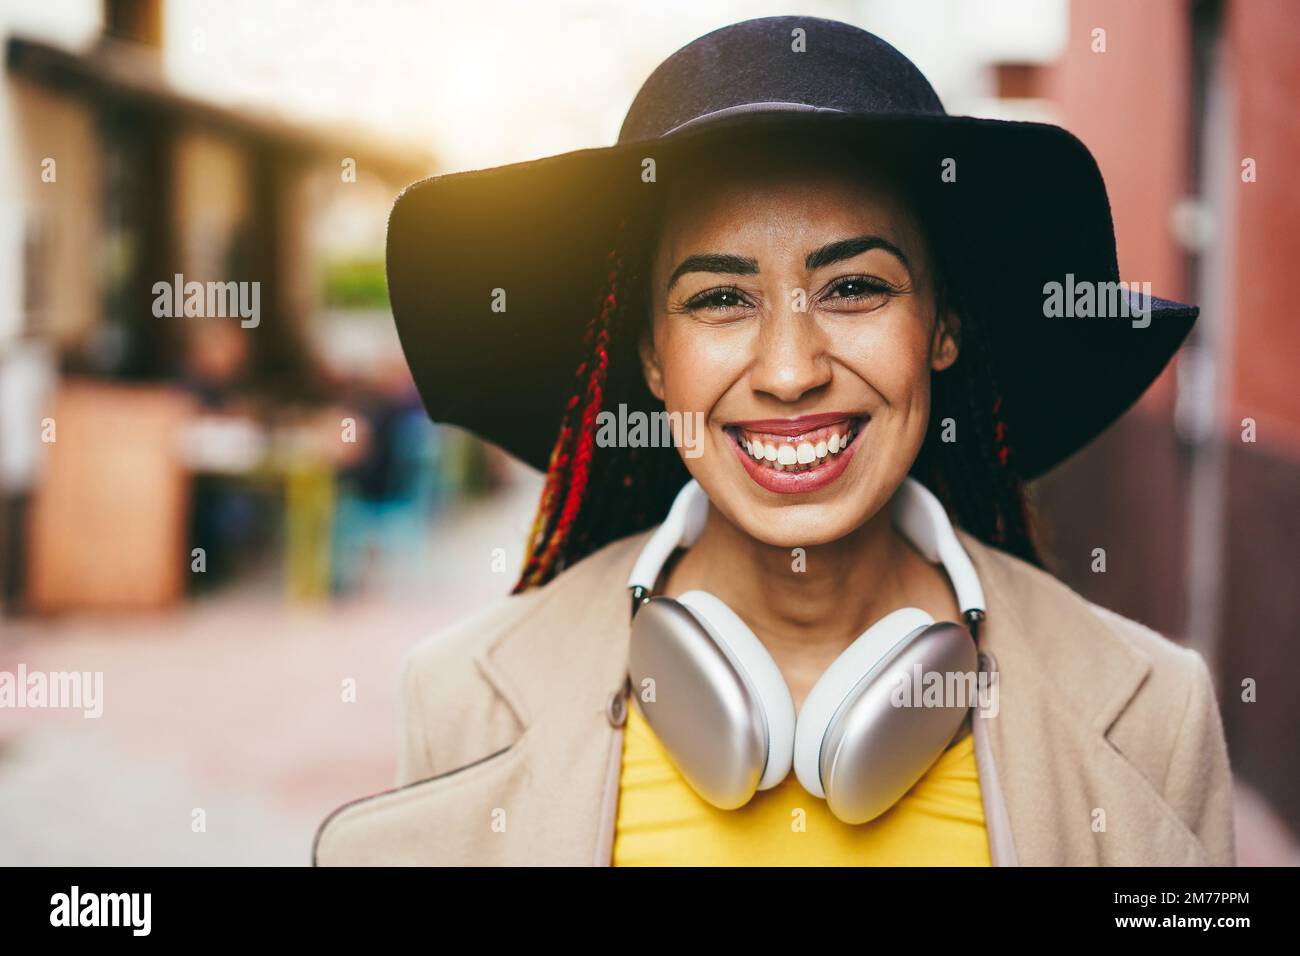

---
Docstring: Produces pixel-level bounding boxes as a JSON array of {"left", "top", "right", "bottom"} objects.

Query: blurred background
[{"left": 0, "top": 0, "right": 1295, "bottom": 865}]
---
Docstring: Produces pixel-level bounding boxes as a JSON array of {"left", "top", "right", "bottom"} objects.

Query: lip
[
  {"left": 727, "top": 411, "right": 856, "bottom": 438},
  {"left": 727, "top": 416, "right": 867, "bottom": 495}
]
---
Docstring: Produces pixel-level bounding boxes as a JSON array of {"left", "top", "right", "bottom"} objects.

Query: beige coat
[{"left": 314, "top": 526, "right": 1236, "bottom": 866}]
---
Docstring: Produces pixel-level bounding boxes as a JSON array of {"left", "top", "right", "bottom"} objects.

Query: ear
[
  {"left": 639, "top": 329, "right": 665, "bottom": 401},
  {"left": 930, "top": 308, "right": 961, "bottom": 372}
]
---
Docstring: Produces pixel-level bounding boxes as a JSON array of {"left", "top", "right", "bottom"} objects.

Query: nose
[{"left": 748, "top": 309, "right": 833, "bottom": 403}]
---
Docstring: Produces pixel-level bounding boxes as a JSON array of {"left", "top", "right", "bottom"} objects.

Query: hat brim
[{"left": 386, "top": 110, "right": 1196, "bottom": 481}]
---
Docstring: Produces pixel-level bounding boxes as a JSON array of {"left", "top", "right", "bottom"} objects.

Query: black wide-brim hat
[{"left": 386, "top": 15, "right": 1197, "bottom": 481}]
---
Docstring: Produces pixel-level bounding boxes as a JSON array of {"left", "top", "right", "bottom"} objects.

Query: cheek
[
  {"left": 836, "top": 313, "right": 935, "bottom": 410},
  {"left": 653, "top": 324, "right": 748, "bottom": 413}
]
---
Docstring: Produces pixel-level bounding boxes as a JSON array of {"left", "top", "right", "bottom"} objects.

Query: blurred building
[
  {"left": 0, "top": 0, "right": 453, "bottom": 610},
  {"left": 1002, "top": 0, "right": 1300, "bottom": 851}
]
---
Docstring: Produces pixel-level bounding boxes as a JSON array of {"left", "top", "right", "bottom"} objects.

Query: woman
[{"left": 315, "top": 16, "right": 1233, "bottom": 866}]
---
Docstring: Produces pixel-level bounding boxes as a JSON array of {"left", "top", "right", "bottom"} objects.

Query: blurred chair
[{"left": 284, "top": 455, "right": 336, "bottom": 603}]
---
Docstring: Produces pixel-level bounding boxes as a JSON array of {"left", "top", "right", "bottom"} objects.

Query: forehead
[{"left": 654, "top": 142, "right": 923, "bottom": 263}]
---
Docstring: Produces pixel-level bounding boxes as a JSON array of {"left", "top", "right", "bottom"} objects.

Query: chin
[{"left": 715, "top": 489, "right": 875, "bottom": 549}]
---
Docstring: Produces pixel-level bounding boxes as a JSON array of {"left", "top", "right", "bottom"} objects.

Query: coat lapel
[
  {"left": 312, "top": 533, "right": 645, "bottom": 867},
  {"left": 963, "top": 532, "right": 1211, "bottom": 866},
  {"left": 473, "top": 533, "right": 645, "bottom": 864}
]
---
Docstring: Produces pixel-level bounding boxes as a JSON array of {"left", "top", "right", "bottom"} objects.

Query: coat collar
[
  {"left": 471, "top": 524, "right": 1210, "bottom": 866},
  {"left": 479, "top": 531, "right": 643, "bottom": 735}
]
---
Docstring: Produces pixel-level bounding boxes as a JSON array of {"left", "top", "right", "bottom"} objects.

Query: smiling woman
[
  {"left": 512, "top": 131, "right": 1038, "bottom": 590},
  {"left": 314, "top": 16, "right": 1233, "bottom": 868}
]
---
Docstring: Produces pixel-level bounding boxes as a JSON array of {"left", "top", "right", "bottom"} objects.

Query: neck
[{"left": 661, "top": 496, "right": 962, "bottom": 705}]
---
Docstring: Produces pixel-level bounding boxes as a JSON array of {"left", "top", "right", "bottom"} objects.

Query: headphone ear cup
[
  {"left": 793, "top": 607, "right": 935, "bottom": 799},
  {"left": 675, "top": 591, "right": 796, "bottom": 790},
  {"left": 797, "top": 611, "right": 979, "bottom": 824},
  {"left": 628, "top": 592, "right": 795, "bottom": 810}
]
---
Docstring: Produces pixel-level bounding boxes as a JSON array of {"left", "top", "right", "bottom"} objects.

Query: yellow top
[{"left": 612, "top": 702, "right": 990, "bottom": 866}]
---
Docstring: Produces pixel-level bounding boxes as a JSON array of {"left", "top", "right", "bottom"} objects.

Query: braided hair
[{"left": 514, "top": 168, "right": 1039, "bottom": 592}]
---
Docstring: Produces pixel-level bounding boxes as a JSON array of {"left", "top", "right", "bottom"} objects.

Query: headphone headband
[{"left": 626, "top": 477, "right": 986, "bottom": 617}]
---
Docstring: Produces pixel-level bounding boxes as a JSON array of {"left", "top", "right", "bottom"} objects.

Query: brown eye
[
  {"left": 829, "top": 276, "right": 891, "bottom": 300},
  {"left": 686, "top": 286, "right": 748, "bottom": 311}
]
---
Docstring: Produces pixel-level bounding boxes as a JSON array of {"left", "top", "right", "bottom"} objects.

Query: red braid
[
  {"left": 992, "top": 396, "right": 1010, "bottom": 468},
  {"left": 515, "top": 234, "right": 625, "bottom": 591}
]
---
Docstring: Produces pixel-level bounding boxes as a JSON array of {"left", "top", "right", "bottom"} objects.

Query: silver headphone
[{"left": 625, "top": 477, "right": 986, "bottom": 824}]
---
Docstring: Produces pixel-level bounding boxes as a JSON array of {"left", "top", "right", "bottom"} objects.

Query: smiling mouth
[{"left": 724, "top": 417, "right": 866, "bottom": 473}]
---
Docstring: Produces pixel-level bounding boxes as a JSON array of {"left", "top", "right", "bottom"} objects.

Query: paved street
[{"left": 0, "top": 476, "right": 543, "bottom": 865}]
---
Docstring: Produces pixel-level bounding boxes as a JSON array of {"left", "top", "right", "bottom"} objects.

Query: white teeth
[{"left": 736, "top": 423, "right": 860, "bottom": 472}]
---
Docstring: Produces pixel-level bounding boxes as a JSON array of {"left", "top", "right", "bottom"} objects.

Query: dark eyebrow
[
  {"left": 666, "top": 253, "right": 759, "bottom": 292},
  {"left": 805, "top": 234, "right": 910, "bottom": 272}
]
